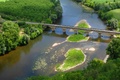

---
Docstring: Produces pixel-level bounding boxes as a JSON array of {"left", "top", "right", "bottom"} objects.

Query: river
[{"left": 0, "top": 0, "right": 109, "bottom": 80}]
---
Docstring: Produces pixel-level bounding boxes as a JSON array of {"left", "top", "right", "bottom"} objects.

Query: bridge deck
[{"left": 23, "top": 22, "right": 120, "bottom": 35}]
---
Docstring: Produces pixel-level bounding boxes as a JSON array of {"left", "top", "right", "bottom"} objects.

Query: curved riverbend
[{"left": 0, "top": 0, "right": 108, "bottom": 80}]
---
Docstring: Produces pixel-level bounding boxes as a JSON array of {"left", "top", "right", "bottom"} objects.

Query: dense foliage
[
  {"left": 106, "top": 37, "right": 120, "bottom": 59},
  {"left": 0, "top": 21, "right": 20, "bottom": 55},
  {"left": 0, "top": 21, "right": 43, "bottom": 55},
  {"left": 0, "top": 0, "right": 62, "bottom": 23}
]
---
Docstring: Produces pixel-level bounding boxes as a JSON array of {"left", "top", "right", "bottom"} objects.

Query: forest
[
  {"left": 0, "top": 0, "right": 62, "bottom": 55},
  {"left": 0, "top": 0, "right": 62, "bottom": 23}
]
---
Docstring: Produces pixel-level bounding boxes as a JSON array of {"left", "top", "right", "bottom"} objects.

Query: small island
[
  {"left": 67, "top": 20, "right": 91, "bottom": 42},
  {"left": 56, "top": 48, "right": 86, "bottom": 71}
]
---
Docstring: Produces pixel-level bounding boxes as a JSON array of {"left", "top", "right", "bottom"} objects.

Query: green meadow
[{"left": 107, "top": 9, "right": 120, "bottom": 20}]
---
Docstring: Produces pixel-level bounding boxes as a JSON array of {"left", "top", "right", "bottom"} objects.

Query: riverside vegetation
[
  {"left": 27, "top": 0, "right": 120, "bottom": 80},
  {"left": 0, "top": 0, "right": 62, "bottom": 55}
]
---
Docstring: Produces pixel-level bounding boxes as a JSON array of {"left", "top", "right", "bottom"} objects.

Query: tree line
[{"left": 0, "top": 21, "right": 44, "bottom": 55}]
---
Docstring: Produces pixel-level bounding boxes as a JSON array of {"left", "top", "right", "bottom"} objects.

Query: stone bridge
[
  {"left": 24, "top": 22, "right": 120, "bottom": 37},
  {"left": 35, "top": 23, "right": 120, "bottom": 36}
]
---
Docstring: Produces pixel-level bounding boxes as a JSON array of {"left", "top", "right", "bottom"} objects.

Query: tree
[
  {"left": 107, "top": 18, "right": 118, "bottom": 29},
  {"left": 87, "top": 58, "right": 104, "bottom": 69},
  {"left": 18, "top": 34, "right": 30, "bottom": 46},
  {"left": 2, "top": 21, "right": 20, "bottom": 52},
  {"left": 106, "top": 37, "right": 120, "bottom": 59}
]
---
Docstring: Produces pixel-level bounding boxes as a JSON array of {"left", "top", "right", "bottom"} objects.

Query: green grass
[
  {"left": 78, "top": 20, "right": 90, "bottom": 33},
  {"left": 67, "top": 34, "right": 88, "bottom": 42},
  {"left": 57, "top": 48, "right": 85, "bottom": 71},
  {"left": 106, "top": 9, "right": 120, "bottom": 20},
  {"left": 78, "top": 21, "right": 89, "bottom": 28}
]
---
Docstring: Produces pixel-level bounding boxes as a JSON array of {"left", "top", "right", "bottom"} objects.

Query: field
[{"left": 106, "top": 9, "right": 120, "bottom": 20}]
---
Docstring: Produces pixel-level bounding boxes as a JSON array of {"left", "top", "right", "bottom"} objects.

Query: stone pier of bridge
[
  {"left": 50, "top": 26, "right": 55, "bottom": 32},
  {"left": 62, "top": 28, "right": 66, "bottom": 34}
]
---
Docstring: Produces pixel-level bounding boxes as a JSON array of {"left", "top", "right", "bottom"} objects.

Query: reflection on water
[{"left": 0, "top": 35, "right": 42, "bottom": 72}]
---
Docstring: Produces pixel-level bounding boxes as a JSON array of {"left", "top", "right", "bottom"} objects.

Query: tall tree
[
  {"left": 106, "top": 37, "right": 120, "bottom": 59},
  {"left": 2, "top": 21, "right": 20, "bottom": 51}
]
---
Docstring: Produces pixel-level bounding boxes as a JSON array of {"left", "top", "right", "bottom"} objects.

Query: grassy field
[
  {"left": 57, "top": 48, "right": 85, "bottom": 71},
  {"left": 106, "top": 9, "right": 120, "bottom": 20}
]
